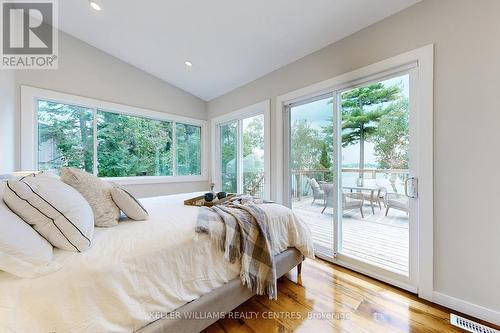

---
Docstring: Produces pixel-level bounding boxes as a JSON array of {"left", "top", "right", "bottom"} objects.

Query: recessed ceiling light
[
  {"left": 184, "top": 61, "right": 193, "bottom": 67},
  {"left": 89, "top": 1, "right": 102, "bottom": 11}
]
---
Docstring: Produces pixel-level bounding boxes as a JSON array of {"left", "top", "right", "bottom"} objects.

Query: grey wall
[
  {"left": 208, "top": 0, "right": 500, "bottom": 317},
  {"left": 10, "top": 32, "right": 209, "bottom": 196},
  {"left": 0, "top": 70, "right": 16, "bottom": 174}
]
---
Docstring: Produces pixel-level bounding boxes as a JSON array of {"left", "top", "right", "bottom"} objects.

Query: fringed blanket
[{"left": 195, "top": 196, "right": 277, "bottom": 299}]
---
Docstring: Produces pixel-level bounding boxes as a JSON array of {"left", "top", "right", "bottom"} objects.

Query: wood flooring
[{"left": 203, "top": 258, "right": 498, "bottom": 333}]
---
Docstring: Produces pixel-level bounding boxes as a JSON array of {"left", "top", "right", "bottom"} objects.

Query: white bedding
[{"left": 0, "top": 192, "right": 313, "bottom": 333}]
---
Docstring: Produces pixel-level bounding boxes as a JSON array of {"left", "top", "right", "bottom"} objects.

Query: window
[
  {"left": 25, "top": 87, "right": 207, "bottom": 183},
  {"left": 219, "top": 121, "right": 238, "bottom": 193},
  {"left": 242, "top": 114, "right": 265, "bottom": 197},
  {"left": 213, "top": 101, "right": 270, "bottom": 199},
  {"left": 175, "top": 123, "right": 202, "bottom": 176},
  {"left": 97, "top": 111, "right": 173, "bottom": 177},
  {"left": 38, "top": 100, "right": 94, "bottom": 173}
]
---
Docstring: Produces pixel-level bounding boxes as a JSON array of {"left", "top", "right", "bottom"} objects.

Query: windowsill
[{"left": 101, "top": 175, "right": 208, "bottom": 185}]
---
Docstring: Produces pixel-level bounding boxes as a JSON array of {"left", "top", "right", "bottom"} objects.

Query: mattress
[{"left": 0, "top": 192, "right": 313, "bottom": 333}]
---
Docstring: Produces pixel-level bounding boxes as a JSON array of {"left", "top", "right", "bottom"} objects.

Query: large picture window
[{"left": 25, "top": 87, "right": 206, "bottom": 182}]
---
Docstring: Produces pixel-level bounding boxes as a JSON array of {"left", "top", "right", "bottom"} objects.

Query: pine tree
[
  {"left": 340, "top": 83, "right": 400, "bottom": 177},
  {"left": 319, "top": 142, "right": 331, "bottom": 170}
]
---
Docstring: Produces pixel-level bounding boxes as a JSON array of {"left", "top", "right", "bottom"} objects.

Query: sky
[{"left": 290, "top": 74, "right": 409, "bottom": 166}]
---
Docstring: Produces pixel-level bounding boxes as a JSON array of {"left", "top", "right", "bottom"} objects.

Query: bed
[{"left": 0, "top": 192, "right": 314, "bottom": 333}]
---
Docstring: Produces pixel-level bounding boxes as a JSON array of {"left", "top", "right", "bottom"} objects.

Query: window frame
[
  {"left": 21, "top": 86, "right": 208, "bottom": 185},
  {"left": 211, "top": 100, "right": 271, "bottom": 199}
]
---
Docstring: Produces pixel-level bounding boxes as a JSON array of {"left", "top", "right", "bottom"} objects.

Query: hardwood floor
[{"left": 203, "top": 258, "right": 498, "bottom": 333}]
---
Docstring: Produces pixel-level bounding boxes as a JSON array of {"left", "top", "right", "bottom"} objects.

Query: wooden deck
[{"left": 292, "top": 197, "right": 409, "bottom": 276}]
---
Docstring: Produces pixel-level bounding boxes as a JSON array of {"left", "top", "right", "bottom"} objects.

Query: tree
[
  {"left": 38, "top": 101, "right": 94, "bottom": 173},
  {"left": 319, "top": 142, "right": 331, "bottom": 169},
  {"left": 290, "top": 119, "right": 323, "bottom": 170},
  {"left": 340, "top": 83, "right": 400, "bottom": 177},
  {"left": 242, "top": 116, "right": 265, "bottom": 196},
  {"left": 373, "top": 99, "right": 409, "bottom": 169},
  {"left": 38, "top": 101, "right": 180, "bottom": 177},
  {"left": 220, "top": 122, "right": 238, "bottom": 192},
  {"left": 243, "top": 116, "right": 264, "bottom": 157},
  {"left": 175, "top": 123, "right": 201, "bottom": 176}
]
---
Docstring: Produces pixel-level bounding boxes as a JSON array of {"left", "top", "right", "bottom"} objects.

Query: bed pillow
[
  {"left": 110, "top": 186, "right": 149, "bottom": 221},
  {"left": 60, "top": 168, "right": 120, "bottom": 227},
  {"left": 0, "top": 182, "right": 60, "bottom": 278},
  {"left": 3, "top": 174, "right": 94, "bottom": 252}
]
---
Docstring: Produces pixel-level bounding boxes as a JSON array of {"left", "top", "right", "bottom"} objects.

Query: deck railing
[
  {"left": 291, "top": 168, "right": 409, "bottom": 200},
  {"left": 221, "top": 172, "right": 265, "bottom": 198}
]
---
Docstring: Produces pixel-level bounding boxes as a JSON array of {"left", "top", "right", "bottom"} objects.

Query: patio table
[{"left": 343, "top": 184, "right": 384, "bottom": 214}]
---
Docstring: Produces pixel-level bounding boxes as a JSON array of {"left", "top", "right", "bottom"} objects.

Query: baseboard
[{"left": 433, "top": 291, "right": 500, "bottom": 326}]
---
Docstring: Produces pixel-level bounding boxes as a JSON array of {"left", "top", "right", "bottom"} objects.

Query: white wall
[
  {"left": 208, "top": 0, "right": 500, "bottom": 322},
  {"left": 0, "top": 70, "right": 16, "bottom": 174},
  {"left": 11, "top": 32, "right": 209, "bottom": 197}
]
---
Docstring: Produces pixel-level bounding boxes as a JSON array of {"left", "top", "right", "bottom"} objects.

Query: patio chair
[
  {"left": 321, "top": 186, "right": 364, "bottom": 218},
  {"left": 308, "top": 178, "right": 325, "bottom": 205},
  {"left": 385, "top": 193, "right": 409, "bottom": 216},
  {"left": 357, "top": 179, "right": 385, "bottom": 210},
  {"left": 343, "top": 192, "right": 364, "bottom": 218}
]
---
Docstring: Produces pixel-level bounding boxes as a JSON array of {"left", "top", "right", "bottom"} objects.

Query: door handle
[{"left": 404, "top": 177, "right": 418, "bottom": 198}]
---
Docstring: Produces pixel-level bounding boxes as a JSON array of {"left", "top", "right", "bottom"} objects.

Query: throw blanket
[{"left": 196, "top": 196, "right": 277, "bottom": 299}]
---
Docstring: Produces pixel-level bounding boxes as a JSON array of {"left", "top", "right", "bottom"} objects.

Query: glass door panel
[
  {"left": 338, "top": 74, "right": 411, "bottom": 277},
  {"left": 289, "top": 95, "right": 335, "bottom": 257},
  {"left": 242, "top": 114, "right": 265, "bottom": 197},
  {"left": 219, "top": 121, "right": 238, "bottom": 193}
]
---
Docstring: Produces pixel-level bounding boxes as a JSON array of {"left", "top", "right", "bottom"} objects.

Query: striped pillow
[
  {"left": 3, "top": 173, "right": 94, "bottom": 252},
  {"left": 111, "top": 186, "right": 149, "bottom": 221}
]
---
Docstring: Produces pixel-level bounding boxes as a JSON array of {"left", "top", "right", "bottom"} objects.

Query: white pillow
[
  {"left": 310, "top": 178, "right": 320, "bottom": 189},
  {"left": 0, "top": 182, "right": 60, "bottom": 278},
  {"left": 111, "top": 186, "right": 149, "bottom": 221},
  {"left": 60, "top": 168, "right": 120, "bottom": 227},
  {"left": 3, "top": 174, "right": 94, "bottom": 252}
]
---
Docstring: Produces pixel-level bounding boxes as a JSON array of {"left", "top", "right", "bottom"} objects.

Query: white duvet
[{"left": 0, "top": 192, "right": 313, "bottom": 333}]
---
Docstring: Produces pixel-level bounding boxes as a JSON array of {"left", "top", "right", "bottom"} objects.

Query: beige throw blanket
[{"left": 195, "top": 196, "right": 277, "bottom": 299}]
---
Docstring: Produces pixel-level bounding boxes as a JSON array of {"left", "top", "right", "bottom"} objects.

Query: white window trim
[
  {"left": 210, "top": 100, "right": 271, "bottom": 199},
  {"left": 275, "top": 44, "right": 434, "bottom": 301},
  {"left": 21, "top": 85, "right": 209, "bottom": 184}
]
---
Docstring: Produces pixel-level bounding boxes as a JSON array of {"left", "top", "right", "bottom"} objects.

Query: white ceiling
[{"left": 59, "top": 0, "right": 419, "bottom": 101}]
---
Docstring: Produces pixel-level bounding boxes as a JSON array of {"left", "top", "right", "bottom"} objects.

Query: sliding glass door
[
  {"left": 216, "top": 111, "right": 269, "bottom": 198},
  {"left": 285, "top": 68, "right": 419, "bottom": 291}
]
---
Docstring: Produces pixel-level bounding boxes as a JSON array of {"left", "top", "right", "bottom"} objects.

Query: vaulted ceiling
[{"left": 59, "top": 0, "right": 419, "bottom": 100}]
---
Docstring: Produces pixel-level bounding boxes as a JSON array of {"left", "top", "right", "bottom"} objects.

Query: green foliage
[
  {"left": 220, "top": 121, "right": 238, "bottom": 193},
  {"left": 296, "top": 81, "right": 407, "bottom": 175},
  {"left": 219, "top": 116, "right": 265, "bottom": 196},
  {"left": 340, "top": 83, "right": 400, "bottom": 147},
  {"left": 38, "top": 101, "right": 93, "bottom": 173},
  {"left": 243, "top": 116, "right": 264, "bottom": 157},
  {"left": 37, "top": 101, "right": 201, "bottom": 177},
  {"left": 373, "top": 99, "right": 409, "bottom": 169},
  {"left": 340, "top": 82, "right": 402, "bottom": 172},
  {"left": 290, "top": 119, "right": 323, "bottom": 170},
  {"left": 96, "top": 111, "right": 173, "bottom": 177},
  {"left": 242, "top": 116, "right": 265, "bottom": 196},
  {"left": 319, "top": 142, "right": 331, "bottom": 169},
  {"left": 176, "top": 123, "right": 201, "bottom": 176}
]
